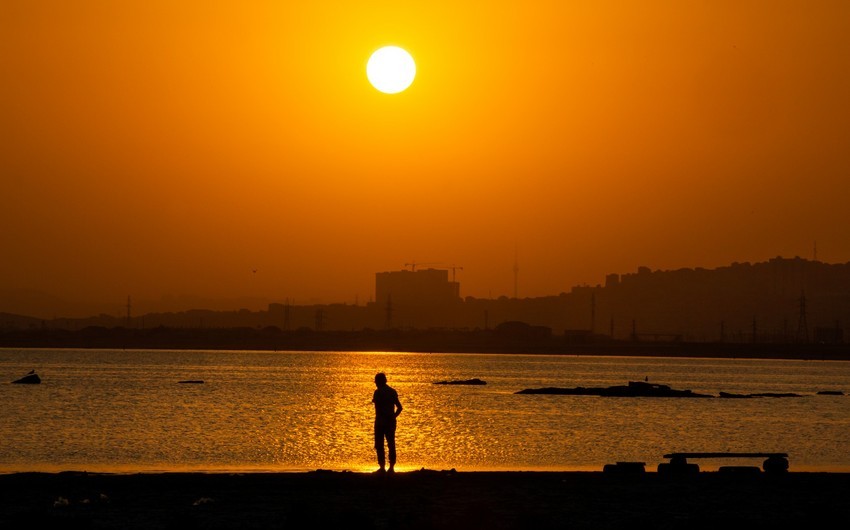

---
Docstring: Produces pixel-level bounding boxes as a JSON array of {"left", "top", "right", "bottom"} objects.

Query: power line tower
[{"left": 797, "top": 291, "right": 809, "bottom": 343}]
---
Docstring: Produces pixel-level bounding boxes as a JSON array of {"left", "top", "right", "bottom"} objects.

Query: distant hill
[
  {"left": 0, "top": 312, "right": 42, "bottom": 329},
  {"left": 0, "top": 289, "right": 79, "bottom": 320},
  {"left": 0, "top": 288, "right": 272, "bottom": 320}
]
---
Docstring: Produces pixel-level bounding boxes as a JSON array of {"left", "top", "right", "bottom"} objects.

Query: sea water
[{"left": 1, "top": 348, "right": 849, "bottom": 473}]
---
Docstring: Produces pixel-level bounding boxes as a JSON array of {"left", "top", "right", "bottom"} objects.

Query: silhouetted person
[{"left": 372, "top": 372, "right": 402, "bottom": 473}]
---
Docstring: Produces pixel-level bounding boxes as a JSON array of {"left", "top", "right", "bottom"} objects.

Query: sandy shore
[{"left": 1, "top": 470, "right": 849, "bottom": 529}]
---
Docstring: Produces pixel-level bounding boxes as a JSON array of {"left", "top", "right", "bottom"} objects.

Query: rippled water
[{"left": 2, "top": 348, "right": 849, "bottom": 473}]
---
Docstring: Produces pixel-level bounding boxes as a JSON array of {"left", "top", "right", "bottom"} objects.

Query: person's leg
[
  {"left": 386, "top": 423, "right": 397, "bottom": 472},
  {"left": 374, "top": 423, "right": 386, "bottom": 471}
]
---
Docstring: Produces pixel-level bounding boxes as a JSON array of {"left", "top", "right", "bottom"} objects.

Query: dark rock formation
[
  {"left": 515, "top": 381, "right": 712, "bottom": 398},
  {"left": 434, "top": 378, "right": 486, "bottom": 385},
  {"left": 719, "top": 391, "right": 802, "bottom": 398},
  {"left": 718, "top": 392, "right": 752, "bottom": 398},
  {"left": 603, "top": 461, "right": 646, "bottom": 474},
  {"left": 12, "top": 371, "right": 41, "bottom": 384}
]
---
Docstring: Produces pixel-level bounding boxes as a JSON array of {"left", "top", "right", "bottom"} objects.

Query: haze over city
[{"left": 3, "top": 1, "right": 849, "bottom": 318}]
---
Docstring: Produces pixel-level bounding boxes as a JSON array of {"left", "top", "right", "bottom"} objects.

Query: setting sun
[{"left": 366, "top": 46, "right": 416, "bottom": 94}]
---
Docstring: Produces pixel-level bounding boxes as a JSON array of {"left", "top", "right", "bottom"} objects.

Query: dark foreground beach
[{"left": 1, "top": 470, "right": 849, "bottom": 529}]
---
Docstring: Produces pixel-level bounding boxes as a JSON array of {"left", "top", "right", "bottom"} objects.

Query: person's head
[{"left": 375, "top": 372, "right": 387, "bottom": 387}]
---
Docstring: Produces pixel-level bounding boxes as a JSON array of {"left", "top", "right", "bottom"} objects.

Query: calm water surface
[{"left": 2, "top": 348, "right": 849, "bottom": 473}]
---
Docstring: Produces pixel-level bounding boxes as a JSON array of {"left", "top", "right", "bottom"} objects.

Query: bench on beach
[{"left": 658, "top": 452, "right": 789, "bottom": 475}]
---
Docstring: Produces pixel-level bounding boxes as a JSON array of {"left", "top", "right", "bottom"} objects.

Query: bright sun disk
[{"left": 367, "top": 46, "right": 416, "bottom": 94}]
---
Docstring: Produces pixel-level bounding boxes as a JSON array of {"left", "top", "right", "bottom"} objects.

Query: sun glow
[{"left": 366, "top": 46, "right": 416, "bottom": 94}]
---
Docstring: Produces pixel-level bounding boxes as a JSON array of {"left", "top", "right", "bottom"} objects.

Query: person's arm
[{"left": 394, "top": 396, "right": 403, "bottom": 417}]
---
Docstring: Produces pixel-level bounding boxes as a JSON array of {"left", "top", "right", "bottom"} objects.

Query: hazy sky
[{"left": 3, "top": 1, "right": 849, "bottom": 315}]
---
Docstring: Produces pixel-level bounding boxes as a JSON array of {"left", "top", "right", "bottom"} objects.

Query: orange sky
[{"left": 2, "top": 1, "right": 849, "bottom": 317}]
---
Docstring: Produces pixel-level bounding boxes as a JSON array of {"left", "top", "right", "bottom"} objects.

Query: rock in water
[
  {"left": 12, "top": 372, "right": 41, "bottom": 384},
  {"left": 434, "top": 378, "right": 486, "bottom": 385},
  {"left": 515, "top": 381, "right": 712, "bottom": 398}
]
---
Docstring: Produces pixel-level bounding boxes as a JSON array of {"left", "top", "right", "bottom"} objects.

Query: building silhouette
[
  {"left": 4, "top": 257, "right": 849, "bottom": 346},
  {"left": 373, "top": 268, "right": 461, "bottom": 328}
]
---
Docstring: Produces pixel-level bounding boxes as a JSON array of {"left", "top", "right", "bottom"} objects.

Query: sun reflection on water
[{"left": 1, "top": 349, "right": 850, "bottom": 473}]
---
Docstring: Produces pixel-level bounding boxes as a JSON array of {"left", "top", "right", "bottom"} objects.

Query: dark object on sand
[
  {"left": 718, "top": 466, "right": 762, "bottom": 475},
  {"left": 178, "top": 380, "right": 204, "bottom": 384},
  {"left": 515, "top": 381, "right": 712, "bottom": 398},
  {"left": 12, "top": 370, "right": 41, "bottom": 384},
  {"left": 719, "top": 391, "right": 803, "bottom": 398},
  {"left": 657, "top": 455, "right": 700, "bottom": 475},
  {"left": 603, "top": 461, "right": 646, "bottom": 474},
  {"left": 659, "top": 452, "right": 790, "bottom": 475},
  {"left": 817, "top": 390, "right": 844, "bottom": 395},
  {"left": 434, "top": 378, "right": 486, "bottom": 385}
]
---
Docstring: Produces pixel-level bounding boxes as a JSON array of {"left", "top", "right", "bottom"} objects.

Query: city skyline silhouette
[{"left": 3, "top": 2, "right": 849, "bottom": 319}]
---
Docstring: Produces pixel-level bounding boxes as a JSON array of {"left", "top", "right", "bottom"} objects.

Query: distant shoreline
[
  {"left": 2, "top": 470, "right": 848, "bottom": 528},
  {"left": 1, "top": 327, "right": 849, "bottom": 360}
]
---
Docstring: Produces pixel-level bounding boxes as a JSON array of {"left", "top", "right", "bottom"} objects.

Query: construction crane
[
  {"left": 448, "top": 265, "right": 464, "bottom": 283},
  {"left": 404, "top": 261, "right": 440, "bottom": 272}
]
